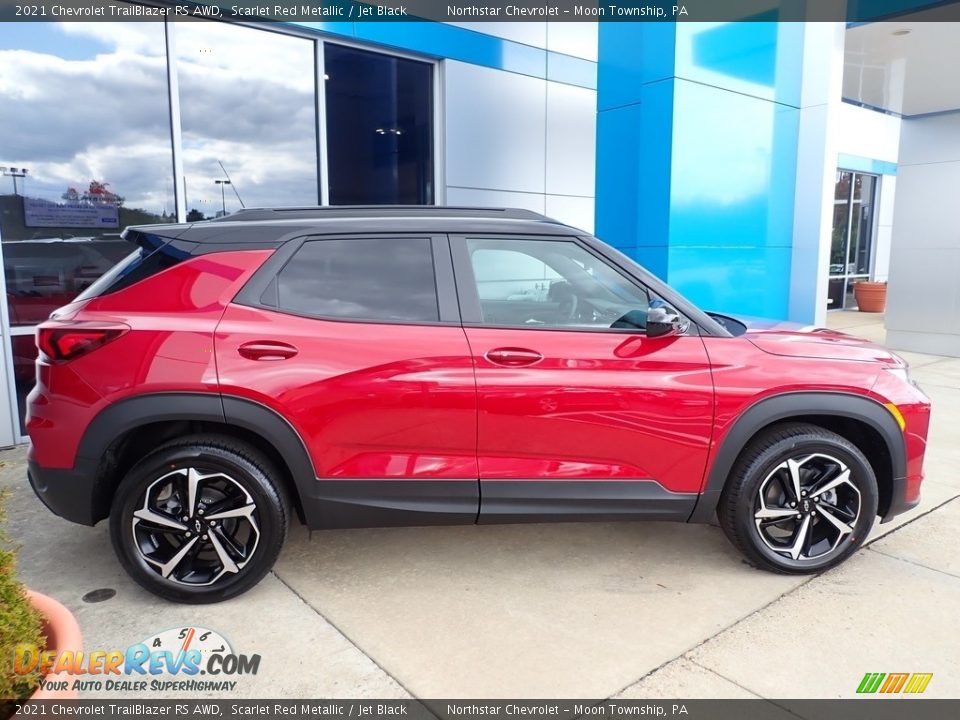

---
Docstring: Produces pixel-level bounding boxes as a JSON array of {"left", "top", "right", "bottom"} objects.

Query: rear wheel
[
  {"left": 718, "top": 423, "right": 878, "bottom": 574},
  {"left": 109, "top": 435, "right": 290, "bottom": 603}
]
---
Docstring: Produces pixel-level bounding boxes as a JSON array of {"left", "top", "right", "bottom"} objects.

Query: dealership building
[{"left": 0, "top": 4, "right": 958, "bottom": 447}]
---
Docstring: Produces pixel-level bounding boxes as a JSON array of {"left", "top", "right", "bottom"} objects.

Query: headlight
[{"left": 885, "top": 367, "right": 912, "bottom": 384}]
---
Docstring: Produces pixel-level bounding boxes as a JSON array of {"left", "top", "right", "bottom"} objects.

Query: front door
[
  {"left": 451, "top": 235, "right": 715, "bottom": 523},
  {"left": 829, "top": 171, "right": 878, "bottom": 310}
]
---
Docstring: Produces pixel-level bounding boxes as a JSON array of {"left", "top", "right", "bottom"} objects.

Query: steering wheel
[{"left": 559, "top": 292, "right": 579, "bottom": 322}]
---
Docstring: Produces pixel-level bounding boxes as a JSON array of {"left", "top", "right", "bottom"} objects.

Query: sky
[{"left": 0, "top": 21, "right": 319, "bottom": 216}]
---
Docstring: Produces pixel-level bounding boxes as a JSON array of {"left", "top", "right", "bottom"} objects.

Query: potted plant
[
  {"left": 0, "top": 490, "right": 81, "bottom": 713},
  {"left": 853, "top": 280, "right": 887, "bottom": 313}
]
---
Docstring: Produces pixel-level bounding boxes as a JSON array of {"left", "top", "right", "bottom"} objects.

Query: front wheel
[
  {"left": 718, "top": 423, "right": 878, "bottom": 574},
  {"left": 109, "top": 435, "right": 290, "bottom": 603}
]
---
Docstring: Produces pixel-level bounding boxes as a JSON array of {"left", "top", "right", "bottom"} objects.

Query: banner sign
[{"left": 23, "top": 197, "right": 120, "bottom": 229}]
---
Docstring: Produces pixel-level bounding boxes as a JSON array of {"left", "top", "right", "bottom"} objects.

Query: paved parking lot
[{"left": 3, "top": 311, "right": 958, "bottom": 699}]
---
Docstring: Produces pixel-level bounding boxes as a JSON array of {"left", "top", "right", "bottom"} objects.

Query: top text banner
[{"left": 4, "top": 0, "right": 960, "bottom": 23}]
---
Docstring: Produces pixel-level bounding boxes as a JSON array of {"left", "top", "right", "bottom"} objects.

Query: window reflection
[
  {"left": 325, "top": 44, "right": 434, "bottom": 205},
  {"left": 175, "top": 21, "right": 318, "bottom": 217},
  {"left": 0, "top": 22, "right": 174, "bottom": 241},
  {"left": 0, "top": 21, "right": 173, "bottom": 434},
  {"left": 0, "top": 19, "right": 433, "bottom": 439}
]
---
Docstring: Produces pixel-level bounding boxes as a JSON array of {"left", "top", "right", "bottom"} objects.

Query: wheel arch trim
[
  {"left": 687, "top": 391, "right": 906, "bottom": 524},
  {"left": 75, "top": 392, "right": 319, "bottom": 525}
]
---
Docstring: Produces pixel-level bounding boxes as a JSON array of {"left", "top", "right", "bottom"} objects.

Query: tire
[
  {"left": 718, "top": 422, "right": 878, "bottom": 574},
  {"left": 109, "top": 434, "right": 291, "bottom": 603}
]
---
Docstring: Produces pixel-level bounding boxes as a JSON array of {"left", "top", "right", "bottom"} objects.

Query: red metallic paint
[
  {"left": 25, "top": 244, "right": 931, "bottom": 517},
  {"left": 700, "top": 330, "right": 930, "bottom": 496},
  {"left": 464, "top": 327, "right": 714, "bottom": 492},
  {"left": 870, "top": 366, "right": 930, "bottom": 501},
  {"left": 214, "top": 304, "right": 478, "bottom": 479},
  {"left": 26, "top": 250, "right": 271, "bottom": 469}
]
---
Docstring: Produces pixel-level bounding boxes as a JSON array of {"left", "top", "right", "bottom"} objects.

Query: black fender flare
[
  {"left": 75, "top": 392, "right": 318, "bottom": 524},
  {"left": 687, "top": 391, "right": 906, "bottom": 524}
]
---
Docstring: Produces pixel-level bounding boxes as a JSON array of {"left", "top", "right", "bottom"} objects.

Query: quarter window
[
  {"left": 277, "top": 238, "right": 439, "bottom": 323},
  {"left": 466, "top": 238, "right": 655, "bottom": 331}
]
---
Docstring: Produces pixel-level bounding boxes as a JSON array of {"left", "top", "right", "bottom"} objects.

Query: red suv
[{"left": 26, "top": 207, "right": 931, "bottom": 603}]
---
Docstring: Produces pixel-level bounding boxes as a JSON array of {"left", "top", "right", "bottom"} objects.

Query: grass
[{"left": 0, "top": 488, "right": 45, "bottom": 703}]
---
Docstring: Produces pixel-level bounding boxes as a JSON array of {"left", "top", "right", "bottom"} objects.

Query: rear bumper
[{"left": 27, "top": 459, "right": 99, "bottom": 526}]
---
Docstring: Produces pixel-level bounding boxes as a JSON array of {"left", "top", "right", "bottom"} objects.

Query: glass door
[{"left": 829, "top": 171, "right": 878, "bottom": 310}]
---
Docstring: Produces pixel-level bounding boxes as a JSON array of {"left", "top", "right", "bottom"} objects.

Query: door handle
[
  {"left": 485, "top": 347, "right": 543, "bottom": 367},
  {"left": 238, "top": 341, "right": 299, "bottom": 361}
]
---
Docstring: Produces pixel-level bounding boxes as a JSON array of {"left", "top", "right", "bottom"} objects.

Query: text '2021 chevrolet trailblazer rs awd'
[{"left": 25, "top": 207, "right": 930, "bottom": 603}]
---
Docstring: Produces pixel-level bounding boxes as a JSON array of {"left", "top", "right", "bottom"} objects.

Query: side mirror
[{"left": 646, "top": 306, "right": 687, "bottom": 338}]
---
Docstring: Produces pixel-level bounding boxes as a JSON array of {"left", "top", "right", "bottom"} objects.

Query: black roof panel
[
  {"left": 210, "top": 205, "right": 551, "bottom": 222},
  {"left": 127, "top": 206, "right": 583, "bottom": 250}
]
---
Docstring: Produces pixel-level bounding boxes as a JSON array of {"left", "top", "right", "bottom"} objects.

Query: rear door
[
  {"left": 215, "top": 234, "right": 478, "bottom": 528},
  {"left": 450, "top": 234, "right": 715, "bottom": 523}
]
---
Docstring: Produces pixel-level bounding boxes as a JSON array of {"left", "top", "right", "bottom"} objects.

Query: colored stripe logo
[{"left": 857, "top": 672, "right": 933, "bottom": 694}]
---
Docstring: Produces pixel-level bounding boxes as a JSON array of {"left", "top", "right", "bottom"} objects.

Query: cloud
[{"left": 0, "top": 20, "right": 319, "bottom": 215}]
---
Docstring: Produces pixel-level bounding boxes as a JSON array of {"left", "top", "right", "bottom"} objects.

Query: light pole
[
  {"left": 214, "top": 179, "right": 231, "bottom": 217},
  {"left": 2, "top": 167, "right": 28, "bottom": 195}
]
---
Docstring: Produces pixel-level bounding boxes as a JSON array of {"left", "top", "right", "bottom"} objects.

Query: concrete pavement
[{"left": 1, "top": 310, "right": 957, "bottom": 699}]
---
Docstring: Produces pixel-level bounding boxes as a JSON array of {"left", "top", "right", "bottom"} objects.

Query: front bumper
[
  {"left": 881, "top": 473, "right": 922, "bottom": 522},
  {"left": 27, "top": 458, "right": 100, "bottom": 526}
]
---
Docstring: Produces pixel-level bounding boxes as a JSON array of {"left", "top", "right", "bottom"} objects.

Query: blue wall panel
[
  {"left": 837, "top": 153, "right": 898, "bottom": 175},
  {"left": 668, "top": 245, "right": 793, "bottom": 319},
  {"left": 596, "top": 22, "right": 805, "bottom": 320},
  {"left": 293, "top": 20, "right": 596, "bottom": 89},
  {"left": 596, "top": 79, "right": 674, "bottom": 279},
  {"left": 597, "top": 23, "right": 676, "bottom": 112},
  {"left": 668, "top": 81, "right": 799, "bottom": 249}
]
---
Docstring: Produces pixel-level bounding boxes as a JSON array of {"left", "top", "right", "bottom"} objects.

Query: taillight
[{"left": 37, "top": 326, "right": 127, "bottom": 363}]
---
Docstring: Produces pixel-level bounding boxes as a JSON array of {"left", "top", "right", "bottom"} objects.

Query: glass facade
[
  {"left": 829, "top": 171, "right": 877, "bottom": 310},
  {"left": 175, "top": 21, "right": 319, "bottom": 216},
  {"left": 0, "top": 16, "right": 436, "bottom": 441},
  {"left": 325, "top": 44, "right": 434, "bottom": 205},
  {"left": 0, "top": 22, "right": 175, "bottom": 435}
]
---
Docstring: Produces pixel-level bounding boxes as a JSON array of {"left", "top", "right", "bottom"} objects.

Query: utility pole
[
  {"left": 214, "top": 179, "right": 231, "bottom": 217},
  {"left": 2, "top": 167, "right": 28, "bottom": 195}
]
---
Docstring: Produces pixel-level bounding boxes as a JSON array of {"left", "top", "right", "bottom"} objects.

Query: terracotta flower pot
[
  {"left": 26, "top": 591, "right": 82, "bottom": 700},
  {"left": 853, "top": 281, "right": 887, "bottom": 313}
]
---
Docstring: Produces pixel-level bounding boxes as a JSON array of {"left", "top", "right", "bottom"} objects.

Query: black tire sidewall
[
  {"left": 734, "top": 435, "right": 878, "bottom": 573},
  {"left": 109, "top": 443, "right": 286, "bottom": 604}
]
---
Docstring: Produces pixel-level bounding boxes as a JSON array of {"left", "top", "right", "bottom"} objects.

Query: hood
[{"left": 717, "top": 313, "right": 903, "bottom": 365}]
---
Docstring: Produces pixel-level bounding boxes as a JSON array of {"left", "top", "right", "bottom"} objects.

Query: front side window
[
  {"left": 276, "top": 238, "right": 439, "bottom": 323},
  {"left": 466, "top": 238, "right": 656, "bottom": 330}
]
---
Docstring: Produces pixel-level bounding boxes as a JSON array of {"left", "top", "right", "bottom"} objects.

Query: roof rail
[{"left": 207, "top": 206, "right": 550, "bottom": 223}]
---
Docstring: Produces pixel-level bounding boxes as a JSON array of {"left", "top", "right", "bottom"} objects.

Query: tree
[
  {"left": 186, "top": 209, "right": 206, "bottom": 222},
  {"left": 84, "top": 180, "right": 122, "bottom": 206}
]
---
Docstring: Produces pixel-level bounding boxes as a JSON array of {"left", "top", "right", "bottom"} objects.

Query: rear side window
[
  {"left": 276, "top": 237, "right": 439, "bottom": 322},
  {"left": 73, "top": 232, "right": 187, "bottom": 302}
]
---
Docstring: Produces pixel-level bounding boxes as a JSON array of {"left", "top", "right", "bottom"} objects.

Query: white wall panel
[
  {"left": 898, "top": 111, "right": 960, "bottom": 166},
  {"left": 545, "top": 194, "right": 594, "bottom": 233},
  {"left": 876, "top": 174, "right": 897, "bottom": 227},
  {"left": 872, "top": 225, "right": 893, "bottom": 282},
  {"left": 444, "top": 61, "right": 547, "bottom": 194},
  {"left": 789, "top": 22, "right": 846, "bottom": 327},
  {"left": 887, "top": 162, "right": 958, "bottom": 250},
  {"left": 446, "top": 187, "right": 546, "bottom": 215},
  {"left": 887, "top": 113, "right": 960, "bottom": 356},
  {"left": 545, "top": 81, "right": 596, "bottom": 197},
  {"left": 836, "top": 102, "right": 901, "bottom": 163},
  {"left": 546, "top": 23, "right": 598, "bottom": 61}
]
